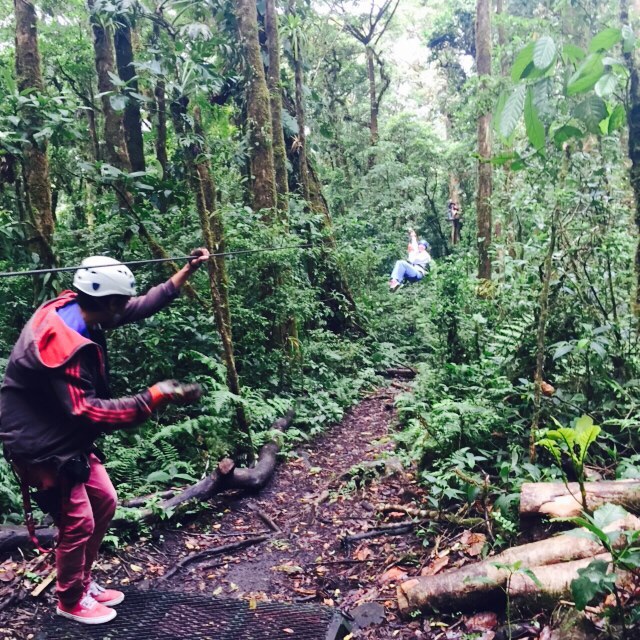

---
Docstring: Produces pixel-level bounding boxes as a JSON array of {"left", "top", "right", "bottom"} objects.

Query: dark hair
[{"left": 75, "top": 291, "right": 129, "bottom": 312}]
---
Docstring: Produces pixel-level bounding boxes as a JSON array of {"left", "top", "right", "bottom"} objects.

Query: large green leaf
[
  {"left": 524, "top": 87, "right": 545, "bottom": 150},
  {"left": 574, "top": 415, "right": 601, "bottom": 459},
  {"left": 490, "top": 151, "right": 520, "bottom": 166},
  {"left": 563, "top": 43, "right": 586, "bottom": 64},
  {"left": 574, "top": 95, "right": 607, "bottom": 133},
  {"left": 592, "top": 503, "right": 628, "bottom": 530},
  {"left": 511, "top": 42, "right": 535, "bottom": 81},
  {"left": 532, "top": 78, "right": 553, "bottom": 120},
  {"left": 533, "top": 36, "right": 556, "bottom": 70},
  {"left": 499, "top": 84, "right": 526, "bottom": 139},
  {"left": 595, "top": 73, "right": 616, "bottom": 98},
  {"left": 608, "top": 103, "right": 627, "bottom": 133},
  {"left": 567, "top": 54, "right": 605, "bottom": 95},
  {"left": 588, "top": 27, "right": 622, "bottom": 53},
  {"left": 571, "top": 559, "right": 615, "bottom": 611},
  {"left": 493, "top": 91, "right": 508, "bottom": 136}
]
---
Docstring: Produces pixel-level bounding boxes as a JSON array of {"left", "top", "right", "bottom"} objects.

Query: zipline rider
[
  {"left": 389, "top": 229, "right": 432, "bottom": 292},
  {"left": 0, "top": 249, "right": 209, "bottom": 625}
]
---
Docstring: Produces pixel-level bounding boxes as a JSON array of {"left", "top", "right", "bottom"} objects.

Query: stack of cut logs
[{"left": 397, "top": 480, "right": 640, "bottom": 616}]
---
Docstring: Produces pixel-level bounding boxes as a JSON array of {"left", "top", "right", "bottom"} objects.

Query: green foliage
[
  {"left": 564, "top": 504, "right": 640, "bottom": 629},
  {"left": 495, "top": 27, "right": 634, "bottom": 154},
  {"left": 537, "top": 415, "right": 601, "bottom": 486},
  {"left": 571, "top": 558, "right": 617, "bottom": 611}
]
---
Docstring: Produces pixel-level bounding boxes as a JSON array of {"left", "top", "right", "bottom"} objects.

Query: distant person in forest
[
  {"left": 389, "top": 229, "right": 431, "bottom": 292},
  {"left": 447, "top": 200, "right": 462, "bottom": 245},
  {"left": 0, "top": 249, "right": 209, "bottom": 625}
]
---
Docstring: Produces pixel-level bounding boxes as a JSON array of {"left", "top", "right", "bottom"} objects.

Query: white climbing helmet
[{"left": 73, "top": 256, "right": 137, "bottom": 297}]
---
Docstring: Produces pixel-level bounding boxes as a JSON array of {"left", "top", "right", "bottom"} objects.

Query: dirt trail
[
  {"left": 148, "top": 384, "right": 423, "bottom": 638},
  {"left": 2, "top": 384, "right": 431, "bottom": 639}
]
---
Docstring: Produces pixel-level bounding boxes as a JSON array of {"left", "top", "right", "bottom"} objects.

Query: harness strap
[{"left": 11, "top": 461, "right": 66, "bottom": 554}]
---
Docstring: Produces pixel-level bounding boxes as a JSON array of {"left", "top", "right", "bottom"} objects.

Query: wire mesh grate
[{"left": 34, "top": 589, "right": 350, "bottom": 640}]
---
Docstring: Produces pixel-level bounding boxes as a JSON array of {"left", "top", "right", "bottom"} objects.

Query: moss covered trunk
[
  {"left": 114, "top": 16, "right": 146, "bottom": 173},
  {"left": 621, "top": 0, "right": 640, "bottom": 314},
  {"left": 476, "top": 0, "right": 493, "bottom": 281},
  {"left": 14, "top": 0, "right": 55, "bottom": 271},
  {"left": 366, "top": 45, "right": 378, "bottom": 149},
  {"left": 264, "top": 0, "right": 289, "bottom": 214},
  {"left": 235, "top": 0, "right": 277, "bottom": 215},
  {"left": 88, "top": 0, "right": 131, "bottom": 172}
]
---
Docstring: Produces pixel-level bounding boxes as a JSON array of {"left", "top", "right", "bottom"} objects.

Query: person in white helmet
[{"left": 0, "top": 248, "right": 209, "bottom": 625}]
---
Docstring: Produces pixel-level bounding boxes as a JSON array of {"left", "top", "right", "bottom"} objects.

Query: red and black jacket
[{"left": 0, "top": 281, "right": 178, "bottom": 467}]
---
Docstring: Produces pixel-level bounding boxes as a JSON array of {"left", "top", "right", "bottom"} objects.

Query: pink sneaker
[
  {"left": 87, "top": 581, "right": 125, "bottom": 606},
  {"left": 56, "top": 593, "right": 117, "bottom": 625}
]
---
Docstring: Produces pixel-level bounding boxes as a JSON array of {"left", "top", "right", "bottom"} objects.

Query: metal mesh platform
[{"left": 34, "top": 589, "right": 350, "bottom": 640}]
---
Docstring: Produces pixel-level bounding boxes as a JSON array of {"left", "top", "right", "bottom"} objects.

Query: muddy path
[{"left": 1, "top": 384, "right": 436, "bottom": 639}]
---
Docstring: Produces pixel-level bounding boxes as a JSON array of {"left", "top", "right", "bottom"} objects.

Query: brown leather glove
[
  {"left": 186, "top": 247, "right": 210, "bottom": 272},
  {"left": 148, "top": 380, "right": 202, "bottom": 409}
]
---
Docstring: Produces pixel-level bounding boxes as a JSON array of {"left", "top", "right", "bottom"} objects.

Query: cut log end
[
  {"left": 520, "top": 480, "right": 640, "bottom": 519},
  {"left": 218, "top": 458, "right": 235, "bottom": 475}
]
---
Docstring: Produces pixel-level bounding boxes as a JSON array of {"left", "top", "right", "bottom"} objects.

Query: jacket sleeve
[
  {"left": 116, "top": 280, "right": 180, "bottom": 326},
  {"left": 51, "top": 353, "right": 154, "bottom": 432}
]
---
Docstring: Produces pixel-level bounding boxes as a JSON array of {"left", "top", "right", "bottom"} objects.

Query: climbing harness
[
  {"left": 9, "top": 459, "right": 67, "bottom": 554},
  {"left": 0, "top": 244, "right": 313, "bottom": 279}
]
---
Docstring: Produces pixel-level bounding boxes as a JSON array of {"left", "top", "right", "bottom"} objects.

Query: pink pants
[{"left": 54, "top": 454, "right": 117, "bottom": 606}]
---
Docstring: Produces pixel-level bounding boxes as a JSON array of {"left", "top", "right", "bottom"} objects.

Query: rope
[{"left": 0, "top": 244, "right": 314, "bottom": 279}]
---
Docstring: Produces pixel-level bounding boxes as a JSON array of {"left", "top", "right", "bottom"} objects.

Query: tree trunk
[
  {"left": 114, "top": 15, "right": 146, "bottom": 173},
  {"left": 495, "top": 0, "right": 508, "bottom": 76},
  {"left": 151, "top": 20, "right": 168, "bottom": 180},
  {"left": 366, "top": 45, "right": 378, "bottom": 150},
  {"left": 529, "top": 211, "right": 558, "bottom": 461},
  {"left": 171, "top": 99, "right": 251, "bottom": 451},
  {"left": 14, "top": 0, "right": 55, "bottom": 272},
  {"left": 445, "top": 114, "right": 460, "bottom": 247},
  {"left": 520, "top": 480, "right": 640, "bottom": 518},
  {"left": 264, "top": 0, "right": 289, "bottom": 214},
  {"left": 621, "top": 0, "right": 640, "bottom": 315},
  {"left": 476, "top": 0, "right": 492, "bottom": 281},
  {"left": 86, "top": 92, "right": 101, "bottom": 163},
  {"left": 154, "top": 78, "right": 168, "bottom": 178},
  {"left": 236, "top": 0, "right": 277, "bottom": 214},
  {"left": 192, "top": 114, "right": 243, "bottom": 418},
  {"left": 293, "top": 46, "right": 311, "bottom": 203},
  {"left": 88, "top": 0, "right": 131, "bottom": 172}
]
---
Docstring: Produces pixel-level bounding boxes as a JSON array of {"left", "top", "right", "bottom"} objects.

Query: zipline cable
[{"left": 0, "top": 244, "right": 315, "bottom": 279}]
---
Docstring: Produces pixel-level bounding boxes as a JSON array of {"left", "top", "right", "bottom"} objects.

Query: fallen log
[
  {"left": 396, "top": 514, "right": 640, "bottom": 615},
  {"left": 0, "top": 525, "right": 57, "bottom": 555},
  {"left": 398, "top": 553, "right": 613, "bottom": 616},
  {"left": 520, "top": 480, "right": 640, "bottom": 518},
  {"left": 122, "top": 490, "right": 176, "bottom": 508},
  {"left": 115, "top": 409, "right": 294, "bottom": 524},
  {"left": 0, "top": 410, "right": 294, "bottom": 552},
  {"left": 376, "top": 367, "right": 417, "bottom": 379}
]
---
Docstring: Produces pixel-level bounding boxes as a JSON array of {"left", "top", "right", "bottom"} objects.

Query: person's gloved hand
[
  {"left": 187, "top": 247, "right": 210, "bottom": 272},
  {"left": 148, "top": 380, "right": 202, "bottom": 408}
]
